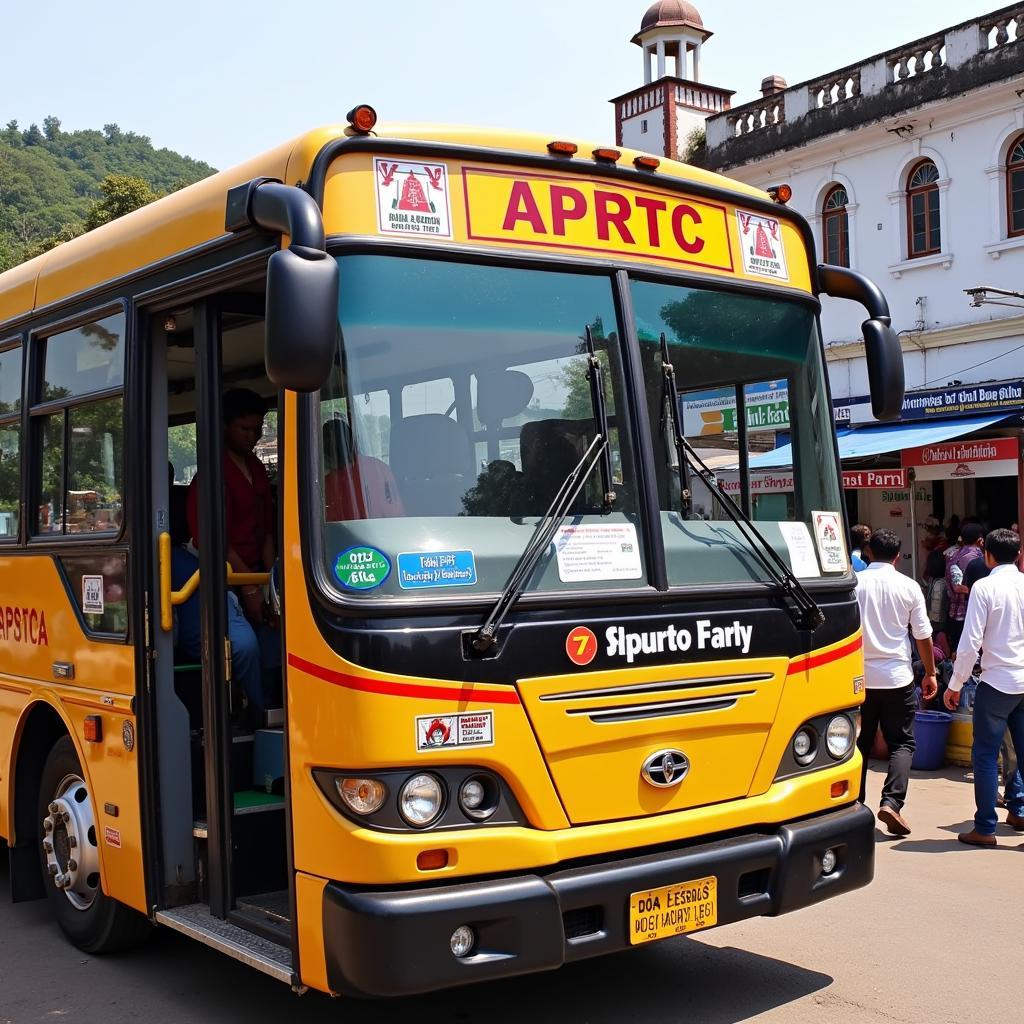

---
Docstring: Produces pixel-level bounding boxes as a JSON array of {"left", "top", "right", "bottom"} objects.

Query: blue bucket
[{"left": 912, "top": 710, "right": 952, "bottom": 770}]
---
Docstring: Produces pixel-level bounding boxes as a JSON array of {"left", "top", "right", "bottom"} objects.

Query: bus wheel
[{"left": 37, "top": 736, "right": 152, "bottom": 953}]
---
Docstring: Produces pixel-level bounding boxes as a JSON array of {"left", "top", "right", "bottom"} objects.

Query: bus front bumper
[{"left": 321, "top": 802, "right": 874, "bottom": 997}]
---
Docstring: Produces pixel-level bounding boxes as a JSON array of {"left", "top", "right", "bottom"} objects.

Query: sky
[{"left": 1, "top": 0, "right": 1005, "bottom": 170}]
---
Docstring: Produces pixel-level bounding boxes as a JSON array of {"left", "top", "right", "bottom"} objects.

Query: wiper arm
[
  {"left": 660, "top": 332, "right": 693, "bottom": 517},
  {"left": 585, "top": 325, "right": 616, "bottom": 513},
  {"left": 659, "top": 337, "right": 824, "bottom": 631},
  {"left": 471, "top": 435, "right": 607, "bottom": 652}
]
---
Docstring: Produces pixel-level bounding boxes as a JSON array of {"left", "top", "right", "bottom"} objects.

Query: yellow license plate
[{"left": 629, "top": 875, "right": 718, "bottom": 945}]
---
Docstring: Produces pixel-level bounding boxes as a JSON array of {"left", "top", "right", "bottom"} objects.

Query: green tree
[
  {"left": 3, "top": 120, "right": 21, "bottom": 146},
  {"left": 42, "top": 115, "right": 61, "bottom": 141},
  {"left": 102, "top": 123, "right": 121, "bottom": 142},
  {"left": 21, "top": 221, "right": 83, "bottom": 260},
  {"left": 22, "top": 123, "right": 43, "bottom": 146},
  {"left": 84, "top": 174, "right": 159, "bottom": 230}
]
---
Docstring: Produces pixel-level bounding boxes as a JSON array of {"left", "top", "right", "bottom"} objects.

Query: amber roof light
[
  {"left": 547, "top": 140, "right": 579, "bottom": 156},
  {"left": 633, "top": 155, "right": 661, "bottom": 171},
  {"left": 592, "top": 147, "right": 622, "bottom": 164},
  {"left": 346, "top": 104, "right": 378, "bottom": 134},
  {"left": 767, "top": 183, "right": 793, "bottom": 204}
]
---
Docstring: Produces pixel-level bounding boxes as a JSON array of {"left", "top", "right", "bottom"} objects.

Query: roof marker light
[
  {"left": 547, "top": 140, "right": 578, "bottom": 156},
  {"left": 633, "top": 154, "right": 661, "bottom": 171},
  {"left": 346, "top": 104, "right": 378, "bottom": 134},
  {"left": 767, "top": 183, "right": 793, "bottom": 204},
  {"left": 592, "top": 147, "right": 622, "bottom": 164}
]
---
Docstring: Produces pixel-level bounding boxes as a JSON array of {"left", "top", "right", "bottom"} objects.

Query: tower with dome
[{"left": 611, "top": 1, "right": 734, "bottom": 161}]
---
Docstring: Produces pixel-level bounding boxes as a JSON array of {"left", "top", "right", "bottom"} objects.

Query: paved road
[{"left": 0, "top": 766, "right": 1016, "bottom": 1023}]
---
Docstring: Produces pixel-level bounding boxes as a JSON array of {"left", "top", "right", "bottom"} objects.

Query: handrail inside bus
[{"left": 158, "top": 532, "right": 270, "bottom": 632}]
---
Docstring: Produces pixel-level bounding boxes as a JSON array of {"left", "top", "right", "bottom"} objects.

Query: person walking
[
  {"left": 944, "top": 528, "right": 1024, "bottom": 847},
  {"left": 850, "top": 523, "right": 871, "bottom": 572},
  {"left": 946, "top": 523, "right": 985, "bottom": 651},
  {"left": 856, "top": 529, "right": 938, "bottom": 835}
]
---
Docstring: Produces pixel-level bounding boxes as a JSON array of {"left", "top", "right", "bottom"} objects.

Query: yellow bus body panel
[{"left": 0, "top": 556, "right": 145, "bottom": 913}]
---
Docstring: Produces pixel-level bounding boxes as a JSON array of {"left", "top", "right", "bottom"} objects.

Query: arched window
[
  {"left": 1007, "top": 135, "right": 1024, "bottom": 236},
  {"left": 822, "top": 185, "right": 850, "bottom": 266},
  {"left": 907, "top": 160, "right": 941, "bottom": 257}
]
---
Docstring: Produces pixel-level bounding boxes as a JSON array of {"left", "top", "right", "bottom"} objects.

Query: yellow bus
[{"left": 0, "top": 107, "right": 904, "bottom": 996}]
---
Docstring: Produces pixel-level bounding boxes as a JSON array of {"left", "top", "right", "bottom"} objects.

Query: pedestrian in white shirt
[
  {"left": 944, "top": 528, "right": 1024, "bottom": 847},
  {"left": 855, "top": 529, "right": 937, "bottom": 835}
]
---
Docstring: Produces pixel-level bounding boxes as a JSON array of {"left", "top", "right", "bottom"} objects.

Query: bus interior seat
[
  {"left": 519, "top": 418, "right": 596, "bottom": 514},
  {"left": 389, "top": 413, "right": 473, "bottom": 516}
]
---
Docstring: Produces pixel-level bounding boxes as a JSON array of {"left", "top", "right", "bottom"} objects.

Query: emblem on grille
[{"left": 641, "top": 749, "right": 690, "bottom": 788}]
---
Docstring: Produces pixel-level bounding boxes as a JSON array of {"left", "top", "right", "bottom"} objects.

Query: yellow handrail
[{"left": 158, "top": 531, "right": 270, "bottom": 632}]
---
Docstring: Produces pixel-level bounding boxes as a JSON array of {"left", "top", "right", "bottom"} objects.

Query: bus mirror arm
[
  {"left": 226, "top": 178, "right": 339, "bottom": 394},
  {"left": 817, "top": 264, "right": 904, "bottom": 422}
]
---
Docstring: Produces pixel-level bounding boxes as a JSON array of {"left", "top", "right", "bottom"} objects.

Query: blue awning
[{"left": 748, "top": 413, "right": 1011, "bottom": 469}]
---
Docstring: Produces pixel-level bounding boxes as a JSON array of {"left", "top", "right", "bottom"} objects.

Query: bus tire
[{"left": 36, "top": 735, "right": 152, "bottom": 953}]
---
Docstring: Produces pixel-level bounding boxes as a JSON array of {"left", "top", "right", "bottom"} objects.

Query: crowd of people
[{"left": 851, "top": 516, "right": 1024, "bottom": 847}]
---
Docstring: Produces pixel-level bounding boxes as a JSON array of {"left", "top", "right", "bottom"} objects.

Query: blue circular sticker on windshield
[{"left": 334, "top": 546, "right": 391, "bottom": 591}]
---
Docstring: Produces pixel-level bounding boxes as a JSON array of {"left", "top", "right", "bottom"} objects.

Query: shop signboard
[
  {"left": 718, "top": 468, "right": 907, "bottom": 493},
  {"left": 901, "top": 436, "right": 1019, "bottom": 480},
  {"left": 834, "top": 379, "right": 1024, "bottom": 424},
  {"left": 681, "top": 381, "right": 788, "bottom": 436}
]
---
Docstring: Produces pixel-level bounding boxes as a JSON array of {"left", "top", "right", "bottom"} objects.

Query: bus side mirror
[
  {"left": 817, "top": 263, "right": 905, "bottom": 422},
  {"left": 265, "top": 246, "right": 339, "bottom": 393},
  {"left": 862, "top": 318, "right": 904, "bottom": 421}
]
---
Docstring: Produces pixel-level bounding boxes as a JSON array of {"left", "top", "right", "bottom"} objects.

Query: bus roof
[{"left": 0, "top": 123, "right": 774, "bottom": 327}]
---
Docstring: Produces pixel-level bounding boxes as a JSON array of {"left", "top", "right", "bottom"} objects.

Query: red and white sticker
[
  {"left": 104, "top": 826, "right": 122, "bottom": 849},
  {"left": 375, "top": 158, "right": 452, "bottom": 239},
  {"left": 565, "top": 626, "right": 598, "bottom": 666},
  {"left": 416, "top": 711, "right": 493, "bottom": 751},
  {"left": 736, "top": 210, "right": 788, "bottom": 280}
]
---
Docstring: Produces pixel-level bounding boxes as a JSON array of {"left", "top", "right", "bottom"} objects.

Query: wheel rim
[{"left": 42, "top": 773, "right": 101, "bottom": 911}]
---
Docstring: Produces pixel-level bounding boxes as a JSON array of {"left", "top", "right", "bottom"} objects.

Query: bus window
[
  {"left": 632, "top": 280, "right": 843, "bottom": 585},
  {"left": 0, "top": 343, "right": 21, "bottom": 539},
  {"left": 34, "top": 313, "right": 126, "bottom": 535},
  {"left": 318, "top": 255, "right": 643, "bottom": 598}
]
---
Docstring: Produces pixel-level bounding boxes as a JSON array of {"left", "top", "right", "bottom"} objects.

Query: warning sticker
[
  {"left": 554, "top": 523, "right": 643, "bottom": 583},
  {"left": 375, "top": 158, "right": 452, "bottom": 238},
  {"left": 736, "top": 210, "right": 789, "bottom": 280},
  {"left": 416, "top": 711, "right": 494, "bottom": 751},
  {"left": 812, "top": 510, "right": 848, "bottom": 573},
  {"left": 104, "top": 826, "right": 122, "bottom": 849},
  {"left": 82, "top": 575, "right": 104, "bottom": 615}
]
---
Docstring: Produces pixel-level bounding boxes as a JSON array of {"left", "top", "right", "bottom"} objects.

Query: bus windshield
[
  {"left": 318, "top": 254, "right": 642, "bottom": 598},
  {"left": 317, "top": 255, "right": 845, "bottom": 600},
  {"left": 631, "top": 279, "right": 844, "bottom": 586}
]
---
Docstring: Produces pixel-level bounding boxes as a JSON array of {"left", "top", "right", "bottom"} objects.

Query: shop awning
[{"left": 748, "top": 413, "right": 1011, "bottom": 469}]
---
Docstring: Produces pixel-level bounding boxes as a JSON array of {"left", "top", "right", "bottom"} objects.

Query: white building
[{"left": 614, "top": 3, "right": 1024, "bottom": 571}]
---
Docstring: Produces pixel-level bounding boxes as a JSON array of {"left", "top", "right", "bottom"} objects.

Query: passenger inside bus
[
  {"left": 168, "top": 465, "right": 262, "bottom": 724},
  {"left": 323, "top": 417, "right": 405, "bottom": 520},
  {"left": 185, "top": 387, "right": 281, "bottom": 715}
]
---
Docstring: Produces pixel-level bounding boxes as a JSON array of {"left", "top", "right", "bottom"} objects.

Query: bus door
[{"left": 150, "top": 292, "right": 290, "bottom": 936}]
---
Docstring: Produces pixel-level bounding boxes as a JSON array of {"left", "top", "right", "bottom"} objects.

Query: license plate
[{"left": 628, "top": 875, "right": 718, "bottom": 945}]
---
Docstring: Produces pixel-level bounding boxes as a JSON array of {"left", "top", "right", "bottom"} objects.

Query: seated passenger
[
  {"left": 168, "top": 470, "right": 265, "bottom": 715},
  {"left": 323, "top": 418, "right": 405, "bottom": 521}
]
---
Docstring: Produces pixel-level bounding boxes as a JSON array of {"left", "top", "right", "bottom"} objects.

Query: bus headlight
[
  {"left": 399, "top": 774, "right": 445, "bottom": 827},
  {"left": 826, "top": 715, "right": 854, "bottom": 759},
  {"left": 793, "top": 728, "right": 817, "bottom": 766},
  {"left": 458, "top": 774, "right": 498, "bottom": 821}
]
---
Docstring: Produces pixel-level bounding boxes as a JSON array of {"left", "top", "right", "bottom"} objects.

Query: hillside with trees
[{"left": 0, "top": 117, "right": 215, "bottom": 271}]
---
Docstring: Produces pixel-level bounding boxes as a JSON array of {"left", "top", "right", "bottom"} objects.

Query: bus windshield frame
[{"left": 302, "top": 242, "right": 847, "bottom": 614}]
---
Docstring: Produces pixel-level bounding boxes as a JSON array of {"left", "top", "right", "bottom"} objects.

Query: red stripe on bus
[
  {"left": 287, "top": 653, "right": 521, "bottom": 705},
  {"left": 787, "top": 635, "right": 863, "bottom": 676}
]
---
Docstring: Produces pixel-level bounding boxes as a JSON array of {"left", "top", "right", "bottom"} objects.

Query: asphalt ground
[{"left": 0, "top": 764, "right": 1016, "bottom": 1023}]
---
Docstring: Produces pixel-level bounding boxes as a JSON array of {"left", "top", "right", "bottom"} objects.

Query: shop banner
[
  {"left": 718, "top": 469, "right": 907, "bottom": 493},
  {"left": 901, "top": 436, "right": 1019, "bottom": 480},
  {"left": 834, "top": 379, "right": 1024, "bottom": 424},
  {"left": 681, "top": 381, "right": 789, "bottom": 437}
]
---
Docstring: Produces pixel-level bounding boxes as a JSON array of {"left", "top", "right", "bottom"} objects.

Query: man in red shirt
[
  {"left": 323, "top": 418, "right": 405, "bottom": 521},
  {"left": 187, "top": 388, "right": 275, "bottom": 627}
]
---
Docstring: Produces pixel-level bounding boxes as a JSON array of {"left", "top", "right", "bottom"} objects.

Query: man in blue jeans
[{"left": 945, "top": 528, "right": 1024, "bottom": 847}]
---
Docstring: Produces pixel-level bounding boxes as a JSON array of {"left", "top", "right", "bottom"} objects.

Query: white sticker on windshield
[
  {"left": 375, "top": 159, "right": 452, "bottom": 238},
  {"left": 778, "top": 522, "right": 821, "bottom": 578},
  {"left": 812, "top": 511, "right": 848, "bottom": 573},
  {"left": 736, "top": 210, "right": 789, "bottom": 280},
  {"left": 554, "top": 523, "right": 643, "bottom": 583}
]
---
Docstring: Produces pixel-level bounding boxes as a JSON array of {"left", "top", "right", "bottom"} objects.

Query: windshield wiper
[
  {"left": 660, "top": 333, "right": 694, "bottom": 517},
  {"left": 472, "top": 329, "right": 614, "bottom": 653},
  {"left": 659, "top": 335, "right": 824, "bottom": 631}
]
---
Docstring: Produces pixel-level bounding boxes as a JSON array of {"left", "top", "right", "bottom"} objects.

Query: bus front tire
[{"left": 36, "top": 735, "right": 152, "bottom": 953}]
